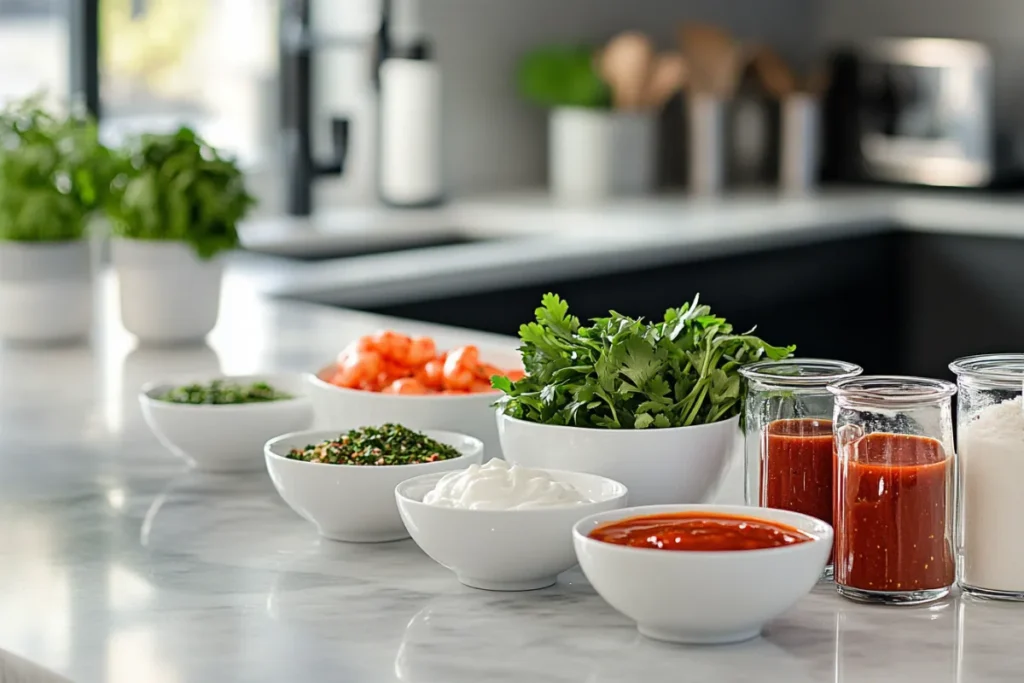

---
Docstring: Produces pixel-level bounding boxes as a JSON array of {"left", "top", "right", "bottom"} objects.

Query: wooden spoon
[
  {"left": 599, "top": 31, "right": 655, "bottom": 110},
  {"left": 805, "top": 64, "right": 831, "bottom": 96},
  {"left": 752, "top": 46, "right": 797, "bottom": 100},
  {"left": 677, "top": 23, "right": 742, "bottom": 98},
  {"left": 644, "top": 52, "right": 688, "bottom": 109}
]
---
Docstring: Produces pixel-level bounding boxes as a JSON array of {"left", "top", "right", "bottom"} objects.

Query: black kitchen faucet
[{"left": 278, "top": 0, "right": 392, "bottom": 216}]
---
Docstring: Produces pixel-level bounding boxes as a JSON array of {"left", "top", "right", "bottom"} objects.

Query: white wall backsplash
[
  {"left": 819, "top": 0, "right": 1024, "bottom": 129},
  {"left": 310, "top": 0, "right": 819, "bottom": 207}
]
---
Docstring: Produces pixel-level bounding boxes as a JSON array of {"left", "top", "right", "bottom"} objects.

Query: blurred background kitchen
[{"left": 3, "top": 0, "right": 1024, "bottom": 378}]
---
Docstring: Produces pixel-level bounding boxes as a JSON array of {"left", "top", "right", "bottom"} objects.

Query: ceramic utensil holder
[
  {"left": 687, "top": 94, "right": 726, "bottom": 197},
  {"left": 780, "top": 94, "right": 820, "bottom": 195},
  {"left": 548, "top": 108, "right": 656, "bottom": 203}
]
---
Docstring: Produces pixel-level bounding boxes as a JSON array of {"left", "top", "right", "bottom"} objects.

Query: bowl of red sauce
[{"left": 573, "top": 504, "right": 832, "bottom": 645}]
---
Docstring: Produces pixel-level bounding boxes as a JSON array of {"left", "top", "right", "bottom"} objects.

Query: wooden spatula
[
  {"left": 677, "top": 23, "right": 742, "bottom": 98},
  {"left": 644, "top": 52, "right": 688, "bottom": 109},
  {"left": 599, "top": 31, "right": 655, "bottom": 110}
]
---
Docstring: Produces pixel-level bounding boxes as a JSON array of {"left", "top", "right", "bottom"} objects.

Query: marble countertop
[
  {"left": 240, "top": 188, "right": 1024, "bottom": 309},
  {"left": 1, "top": 273, "right": 1021, "bottom": 683}
]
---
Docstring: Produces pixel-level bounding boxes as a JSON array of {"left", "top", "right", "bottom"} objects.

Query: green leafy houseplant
[
  {"left": 0, "top": 96, "right": 112, "bottom": 241},
  {"left": 517, "top": 46, "right": 610, "bottom": 109},
  {"left": 493, "top": 294, "right": 796, "bottom": 429},
  {"left": 108, "top": 127, "right": 255, "bottom": 259}
]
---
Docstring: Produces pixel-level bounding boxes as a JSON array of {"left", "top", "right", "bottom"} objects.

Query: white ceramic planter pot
[
  {"left": 548, "top": 107, "right": 656, "bottom": 203},
  {"left": 0, "top": 240, "right": 92, "bottom": 343},
  {"left": 111, "top": 239, "right": 223, "bottom": 345}
]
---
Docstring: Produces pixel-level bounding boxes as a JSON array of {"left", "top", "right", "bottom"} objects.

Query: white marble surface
[
  {"left": 0, "top": 273, "right": 1022, "bottom": 683},
  {"left": 240, "top": 188, "right": 1024, "bottom": 308}
]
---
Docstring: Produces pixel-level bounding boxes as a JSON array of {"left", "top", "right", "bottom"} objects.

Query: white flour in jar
[{"left": 960, "top": 395, "right": 1024, "bottom": 593}]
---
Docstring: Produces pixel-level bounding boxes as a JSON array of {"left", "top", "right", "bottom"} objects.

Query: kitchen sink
[{"left": 246, "top": 234, "right": 489, "bottom": 261}]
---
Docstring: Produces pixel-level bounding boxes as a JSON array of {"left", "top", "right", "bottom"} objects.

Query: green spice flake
[
  {"left": 287, "top": 423, "right": 461, "bottom": 466},
  {"left": 159, "top": 380, "right": 292, "bottom": 405}
]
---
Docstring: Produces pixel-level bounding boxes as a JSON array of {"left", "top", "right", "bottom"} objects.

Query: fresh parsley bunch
[
  {"left": 0, "top": 96, "right": 114, "bottom": 241},
  {"left": 493, "top": 293, "right": 795, "bottom": 429},
  {"left": 108, "top": 127, "right": 255, "bottom": 259}
]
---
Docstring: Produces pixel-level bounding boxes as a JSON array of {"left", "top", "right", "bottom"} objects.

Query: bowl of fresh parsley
[{"left": 493, "top": 294, "right": 795, "bottom": 505}]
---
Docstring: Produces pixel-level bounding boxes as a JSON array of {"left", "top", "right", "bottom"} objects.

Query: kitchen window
[
  {"left": 0, "top": 0, "right": 70, "bottom": 102},
  {"left": 99, "top": 0, "right": 279, "bottom": 165},
  {"left": 0, "top": 0, "right": 279, "bottom": 167}
]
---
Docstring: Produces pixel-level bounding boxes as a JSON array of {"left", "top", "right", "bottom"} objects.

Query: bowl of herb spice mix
[
  {"left": 495, "top": 294, "right": 796, "bottom": 506},
  {"left": 139, "top": 374, "right": 313, "bottom": 472},
  {"left": 264, "top": 424, "right": 484, "bottom": 542}
]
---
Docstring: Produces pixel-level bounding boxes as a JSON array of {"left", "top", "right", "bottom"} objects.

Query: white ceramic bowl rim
[
  {"left": 265, "top": 428, "right": 484, "bottom": 472},
  {"left": 308, "top": 365, "right": 513, "bottom": 403},
  {"left": 498, "top": 411, "right": 740, "bottom": 434},
  {"left": 395, "top": 467, "right": 629, "bottom": 513},
  {"left": 573, "top": 504, "right": 833, "bottom": 559},
  {"left": 139, "top": 373, "right": 311, "bottom": 410}
]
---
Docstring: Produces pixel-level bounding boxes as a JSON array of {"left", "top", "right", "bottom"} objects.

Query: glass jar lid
[
  {"left": 828, "top": 375, "right": 957, "bottom": 409},
  {"left": 950, "top": 353, "right": 1024, "bottom": 390},
  {"left": 739, "top": 358, "right": 863, "bottom": 388}
]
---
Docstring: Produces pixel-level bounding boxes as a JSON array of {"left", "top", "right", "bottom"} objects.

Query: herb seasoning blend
[{"left": 287, "top": 423, "right": 460, "bottom": 466}]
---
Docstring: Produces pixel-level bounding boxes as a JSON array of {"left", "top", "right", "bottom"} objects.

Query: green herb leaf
[
  {"left": 517, "top": 45, "right": 610, "bottom": 109},
  {"left": 107, "top": 126, "right": 255, "bottom": 259},
  {"left": 496, "top": 293, "right": 795, "bottom": 429},
  {"left": 0, "top": 95, "right": 115, "bottom": 241}
]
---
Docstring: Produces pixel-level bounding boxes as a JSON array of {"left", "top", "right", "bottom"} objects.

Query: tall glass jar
[
  {"left": 950, "top": 354, "right": 1024, "bottom": 601},
  {"left": 740, "top": 359, "right": 863, "bottom": 578},
  {"left": 829, "top": 376, "right": 957, "bottom": 605}
]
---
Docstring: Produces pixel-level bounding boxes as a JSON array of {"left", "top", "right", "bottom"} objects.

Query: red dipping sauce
[
  {"left": 834, "top": 433, "right": 954, "bottom": 593},
  {"left": 762, "top": 418, "right": 835, "bottom": 563},
  {"left": 762, "top": 419, "right": 835, "bottom": 522},
  {"left": 588, "top": 511, "right": 815, "bottom": 552}
]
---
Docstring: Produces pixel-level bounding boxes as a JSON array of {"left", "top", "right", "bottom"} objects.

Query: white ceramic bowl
[
  {"left": 306, "top": 345, "right": 521, "bottom": 461},
  {"left": 497, "top": 413, "right": 738, "bottom": 505},
  {"left": 574, "top": 504, "right": 832, "bottom": 644},
  {"left": 139, "top": 373, "right": 314, "bottom": 472},
  {"left": 265, "top": 428, "right": 483, "bottom": 542},
  {"left": 395, "top": 469, "right": 628, "bottom": 591}
]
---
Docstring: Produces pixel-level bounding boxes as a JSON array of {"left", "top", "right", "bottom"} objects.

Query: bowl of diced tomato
[{"left": 306, "top": 330, "right": 523, "bottom": 460}]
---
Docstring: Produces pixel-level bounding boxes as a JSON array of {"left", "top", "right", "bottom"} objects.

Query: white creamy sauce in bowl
[{"left": 423, "top": 459, "right": 589, "bottom": 510}]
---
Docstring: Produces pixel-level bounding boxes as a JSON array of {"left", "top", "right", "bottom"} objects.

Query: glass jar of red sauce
[
  {"left": 828, "top": 376, "right": 957, "bottom": 605},
  {"left": 740, "top": 359, "right": 863, "bottom": 577}
]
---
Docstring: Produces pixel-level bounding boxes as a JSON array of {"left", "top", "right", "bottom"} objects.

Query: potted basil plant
[
  {"left": 518, "top": 46, "right": 614, "bottom": 203},
  {"left": 518, "top": 41, "right": 665, "bottom": 203},
  {"left": 0, "top": 97, "right": 111, "bottom": 343},
  {"left": 107, "top": 127, "right": 255, "bottom": 344}
]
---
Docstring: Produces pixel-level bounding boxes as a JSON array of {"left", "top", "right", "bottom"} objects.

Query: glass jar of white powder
[{"left": 950, "top": 354, "right": 1024, "bottom": 601}]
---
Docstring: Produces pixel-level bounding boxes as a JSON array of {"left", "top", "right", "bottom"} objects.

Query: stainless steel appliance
[{"left": 822, "top": 38, "right": 1020, "bottom": 188}]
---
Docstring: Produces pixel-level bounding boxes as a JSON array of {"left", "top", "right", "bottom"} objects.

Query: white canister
[
  {"left": 686, "top": 95, "right": 726, "bottom": 197},
  {"left": 0, "top": 240, "right": 92, "bottom": 344},
  {"left": 111, "top": 238, "right": 223, "bottom": 345},
  {"left": 548, "top": 108, "right": 656, "bottom": 203},
  {"left": 378, "top": 42, "right": 444, "bottom": 207},
  {"left": 950, "top": 354, "right": 1024, "bottom": 601},
  {"left": 780, "top": 93, "right": 821, "bottom": 195}
]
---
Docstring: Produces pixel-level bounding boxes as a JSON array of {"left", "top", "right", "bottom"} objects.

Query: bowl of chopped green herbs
[
  {"left": 139, "top": 374, "right": 313, "bottom": 472},
  {"left": 264, "top": 424, "right": 484, "bottom": 543},
  {"left": 494, "top": 294, "right": 795, "bottom": 506}
]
